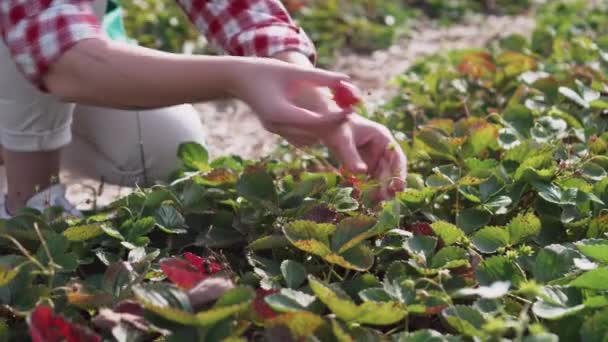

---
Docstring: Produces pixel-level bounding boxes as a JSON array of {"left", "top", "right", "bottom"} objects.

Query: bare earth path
[{"left": 0, "top": 14, "right": 535, "bottom": 210}]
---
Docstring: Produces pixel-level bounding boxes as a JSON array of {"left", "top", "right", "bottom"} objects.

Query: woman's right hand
[{"left": 233, "top": 58, "right": 353, "bottom": 144}]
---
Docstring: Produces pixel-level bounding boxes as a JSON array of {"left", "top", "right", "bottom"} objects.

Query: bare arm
[{"left": 45, "top": 38, "right": 241, "bottom": 109}]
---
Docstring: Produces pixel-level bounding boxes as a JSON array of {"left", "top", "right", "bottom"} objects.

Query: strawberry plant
[{"left": 0, "top": 1, "right": 607, "bottom": 341}]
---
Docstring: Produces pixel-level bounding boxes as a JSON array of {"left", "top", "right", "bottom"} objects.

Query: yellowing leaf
[
  {"left": 0, "top": 266, "right": 17, "bottom": 287},
  {"left": 268, "top": 312, "right": 325, "bottom": 338},
  {"left": 63, "top": 224, "right": 104, "bottom": 242},
  {"left": 431, "top": 221, "right": 466, "bottom": 245},
  {"left": 309, "top": 276, "right": 406, "bottom": 326}
]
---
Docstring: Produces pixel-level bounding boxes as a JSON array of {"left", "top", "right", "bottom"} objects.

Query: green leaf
[
  {"left": 324, "top": 187, "right": 359, "bottom": 212},
  {"left": 236, "top": 169, "right": 277, "bottom": 207},
  {"left": 581, "top": 162, "right": 607, "bottom": 181},
  {"left": 399, "top": 188, "right": 434, "bottom": 205},
  {"left": 325, "top": 244, "right": 375, "bottom": 271},
  {"left": 476, "top": 256, "right": 525, "bottom": 287},
  {"left": 506, "top": 212, "right": 541, "bottom": 245},
  {"left": 394, "top": 329, "right": 462, "bottom": 341},
  {"left": 283, "top": 221, "right": 373, "bottom": 271},
  {"left": 283, "top": 221, "right": 335, "bottom": 254},
  {"left": 281, "top": 174, "right": 327, "bottom": 206},
  {"left": 430, "top": 246, "right": 469, "bottom": 269},
  {"left": 195, "top": 287, "right": 254, "bottom": 326},
  {"left": 139, "top": 286, "right": 253, "bottom": 329},
  {"left": 155, "top": 205, "right": 187, "bottom": 234},
  {"left": 404, "top": 236, "right": 438, "bottom": 265},
  {"left": 503, "top": 105, "right": 534, "bottom": 137},
  {"left": 265, "top": 289, "right": 316, "bottom": 313},
  {"left": 100, "top": 224, "right": 125, "bottom": 241},
  {"left": 456, "top": 208, "right": 491, "bottom": 234},
  {"left": 442, "top": 305, "right": 486, "bottom": 337},
  {"left": 309, "top": 276, "right": 407, "bottom": 326},
  {"left": 580, "top": 308, "right": 608, "bottom": 342},
  {"left": 523, "top": 334, "right": 559, "bottom": 342},
  {"left": 431, "top": 221, "right": 466, "bottom": 245},
  {"left": 559, "top": 87, "right": 589, "bottom": 108},
  {"left": 472, "top": 226, "right": 509, "bottom": 253},
  {"left": 371, "top": 200, "right": 401, "bottom": 234},
  {"left": 125, "top": 217, "right": 157, "bottom": 241},
  {"left": 281, "top": 260, "right": 307, "bottom": 289},
  {"left": 532, "top": 286, "right": 584, "bottom": 320},
  {"left": 247, "top": 235, "right": 290, "bottom": 251},
  {"left": 133, "top": 283, "right": 196, "bottom": 325},
  {"left": 331, "top": 216, "right": 376, "bottom": 253},
  {"left": 532, "top": 182, "right": 576, "bottom": 206},
  {"left": 571, "top": 268, "right": 608, "bottom": 290},
  {"left": 533, "top": 245, "right": 580, "bottom": 283},
  {"left": 62, "top": 223, "right": 104, "bottom": 241},
  {"left": 178, "top": 142, "right": 210, "bottom": 171},
  {"left": 575, "top": 239, "right": 608, "bottom": 263},
  {"left": 358, "top": 288, "right": 392, "bottom": 302}
]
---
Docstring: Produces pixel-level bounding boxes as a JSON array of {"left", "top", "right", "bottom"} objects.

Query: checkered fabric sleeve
[
  {"left": 1, "top": 0, "right": 316, "bottom": 89},
  {"left": 176, "top": 0, "right": 316, "bottom": 61},
  {"left": 0, "top": 0, "right": 102, "bottom": 89}
]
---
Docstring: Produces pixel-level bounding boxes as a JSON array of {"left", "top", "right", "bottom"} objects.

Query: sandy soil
[{"left": 0, "top": 14, "right": 536, "bottom": 211}]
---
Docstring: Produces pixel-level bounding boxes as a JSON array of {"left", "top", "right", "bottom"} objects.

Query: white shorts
[{"left": 0, "top": 0, "right": 207, "bottom": 185}]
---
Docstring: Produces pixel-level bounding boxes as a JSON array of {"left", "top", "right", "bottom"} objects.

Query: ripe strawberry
[{"left": 333, "top": 82, "right": 361, "bottom": 109}]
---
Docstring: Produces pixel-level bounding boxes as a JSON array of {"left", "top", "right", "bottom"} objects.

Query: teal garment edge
[{"left": 102, "top": 0, "right": 133, "bottom": 44}]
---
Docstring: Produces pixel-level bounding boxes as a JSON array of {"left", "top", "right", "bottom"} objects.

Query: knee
[{"left": 139, "top": 105, "right": 207, "bottom": 182}]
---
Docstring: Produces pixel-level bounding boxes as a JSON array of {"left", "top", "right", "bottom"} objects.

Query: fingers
[
  {"left": 295, "top": 68, "right": 351, "bottom": 88},
  {"left": 324, "top": 126, "right": 368, "bottom": 174},
  {"left": 281, "top": 102, "right": 350, "bottom": 126},
  {"left": 377, "top": 146, "right": 408, "bottom": 197},
  {"left": 263, "top": 122, "right": 320, "bottom": 147}
]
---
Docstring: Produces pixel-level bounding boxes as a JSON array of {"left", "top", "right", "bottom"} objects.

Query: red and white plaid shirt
[{"left": 0, "top": 0, "right": 316, "bottom": 89}]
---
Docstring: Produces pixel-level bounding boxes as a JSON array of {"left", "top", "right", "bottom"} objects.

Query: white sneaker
[{"left": 0, "top": 184, "right": 82, "bottom": 219}]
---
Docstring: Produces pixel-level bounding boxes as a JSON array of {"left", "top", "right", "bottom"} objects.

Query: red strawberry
[
  {"left": 333, "top": 82, "right": 361, "bottom": 109},
  {"left": 340, "top": 166, "right": 364, "bottom": 199}
]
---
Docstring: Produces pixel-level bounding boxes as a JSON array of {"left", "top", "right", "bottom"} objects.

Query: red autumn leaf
[
  {"left": 183, "top": 252, "right": 223, "bottom": 275},
  {"left": 160, "top": 258, "right": 206, "bottom": 289},
  {"left": 253, "top": 289, "right": 279, "bottom": 320},
  {"left": 408, "top": 222, "right": 434, "bottom": 236},
  {"left": 29, "top": 306, "right": 100, "bottom": 342},
  {"left": 333, "top": 82, "right": 362, "bottom": 109},
  {"left": 457, "top": 52, "right": 496, "bottom": 79},
  {"left": 161, "top": 253, "right": 224, "bottom": 289},
  {"left": 304, "top": 204, "right": 339, "bottom": 224}
]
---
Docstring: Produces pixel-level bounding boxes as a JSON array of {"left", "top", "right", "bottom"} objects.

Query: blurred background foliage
[{"left": 121, "top": 0, "right": 534, "bottom": 65}]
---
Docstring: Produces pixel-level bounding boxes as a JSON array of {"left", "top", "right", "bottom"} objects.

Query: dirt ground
[{"left": 0, "top": 14, "right": 536, "bottom": 210}]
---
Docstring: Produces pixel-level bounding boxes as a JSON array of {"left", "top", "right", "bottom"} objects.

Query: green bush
[{"left": 0, "top": 1, "right": 606, "bottom": 341}]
